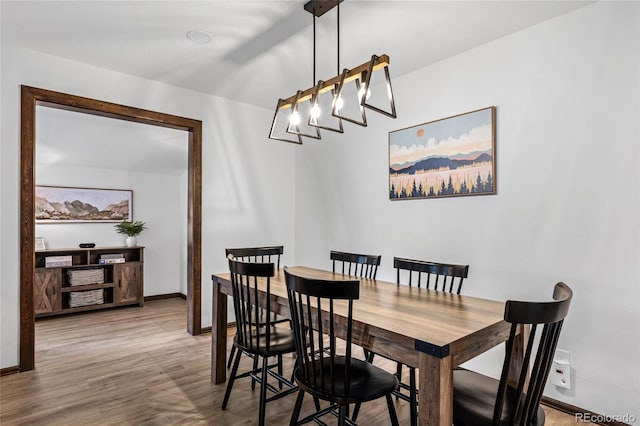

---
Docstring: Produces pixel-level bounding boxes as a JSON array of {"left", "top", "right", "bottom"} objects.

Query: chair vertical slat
[
  {"left": 492, "top": 324, "right": 518, "bottom": 426},
  {"left": 317, "top": 297, "right": 326, "bottom": 392},
  {"left": 305, "top": 293, "right": 318, "bottom": 390},
  {"left": 344, "top": 299, "right": 354, "bottom": 399},
  {"left": 297, "top": 291, "right": 311, "bottom": 384},
  {"left": 264, "top": 276, "right": 271, "bottom": 350}
]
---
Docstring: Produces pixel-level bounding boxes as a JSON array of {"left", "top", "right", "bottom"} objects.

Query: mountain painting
[
  {"left": 389, "top": 106, "right": 496, "bottom": 200},
  {"left": 35, "top": 186, "right": 132, "bottom": 223}
]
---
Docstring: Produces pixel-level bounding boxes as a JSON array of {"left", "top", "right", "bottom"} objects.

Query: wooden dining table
[{"left": 211, "top": 266, "right": 524, "bottom": 426}]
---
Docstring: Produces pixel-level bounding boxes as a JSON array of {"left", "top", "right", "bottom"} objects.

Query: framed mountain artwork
[
  {"left": 389, "top": 106, "right": 496, "bottom": 200},
  {"left": 35, "top": 186, "right": 132, "bottom": 223}
]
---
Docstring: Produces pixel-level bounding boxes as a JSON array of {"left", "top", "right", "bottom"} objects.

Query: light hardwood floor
[{"left": 1, "top": 298, "right": 582, "bottom": 425}]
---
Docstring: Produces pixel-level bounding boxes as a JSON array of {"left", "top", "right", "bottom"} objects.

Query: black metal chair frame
[
  {"left": 330, "top": 250, "right": 381, "bottom": 279},
  {"left": 453, "top": 282, "right": 573, "bottom": 426},
  {"left": 285, "top": 267, "right": 399, "bottom": 426},
  {"left": 221, "top": 258, "right": 298, "bottom": 426}
]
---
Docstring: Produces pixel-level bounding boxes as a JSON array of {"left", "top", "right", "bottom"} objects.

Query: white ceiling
[{"left": 4, "top": 0, "right": 591, "bottom": 174}]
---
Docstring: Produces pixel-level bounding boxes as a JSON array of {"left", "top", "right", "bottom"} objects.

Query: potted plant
[{"left": 114, "top": 220, "right": 147, "bottom": 247}]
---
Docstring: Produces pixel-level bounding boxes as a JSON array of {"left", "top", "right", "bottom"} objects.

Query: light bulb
[
  {"left": 358, "top": 84, "right": 372, "bottom": 101},
  {"left": 289, "top": 110, "right": 301, "bottom": 126},
  {"left": 310, "top": 103, "right": 321, "bottom": 119},
  {"left": 334, "top": 95, "right": 344, "bottom": 111}
]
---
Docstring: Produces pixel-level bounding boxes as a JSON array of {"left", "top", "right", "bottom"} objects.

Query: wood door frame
[{"left": 20, "top": 85, "right": 202, "bottom": 371}]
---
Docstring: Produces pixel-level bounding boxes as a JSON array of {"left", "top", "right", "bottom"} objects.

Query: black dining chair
[
  {"left": 284, "top": 267, "right": 400, "bottom": 426},
  {"left": 221, "top": 258, "right": 298, "bottom": 426},
  {"left": 225, "top": 246, "right": 287, "bottom": 370},
  {"left": 330, "top": 250, "right": 381, "bottom": 279},
  {"left": 357, "top": 256, "right": 470, "bottom": 426},
  {"left": 453, "top": 282, "right": 573, "bottom": 426}
]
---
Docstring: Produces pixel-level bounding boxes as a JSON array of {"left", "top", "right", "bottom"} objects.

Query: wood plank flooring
[{"left": 0, "top": 298, "right": 582, "bottom": 425}]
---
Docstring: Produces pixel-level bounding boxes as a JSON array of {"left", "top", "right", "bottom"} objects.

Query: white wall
[
  {"left": 35, "top": 163, "right": 186, "bottom": 296},
  {"left": 295, "top": 1, "right": 639, "bottom": 418},
  {"left": 0, "top": 46, "right": 296, "bottom": 368}
]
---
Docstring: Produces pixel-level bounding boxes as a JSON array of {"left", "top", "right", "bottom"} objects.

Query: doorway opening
[{"left": 20, "top": 86, "right": 203, "bottom": 371}]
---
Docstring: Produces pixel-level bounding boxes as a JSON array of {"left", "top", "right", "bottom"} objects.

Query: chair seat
[
  {"left": 453, "top": 369, "right": 545, "bottom": 426},
  {"left": 234, "top": 327, "right": 296, "bottom": 356},
  {"left": 296, "top": 356, "right": 398, "bottom": 404}
]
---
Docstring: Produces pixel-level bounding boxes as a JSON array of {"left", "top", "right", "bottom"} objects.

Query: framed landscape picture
[
  {"left": 389, "top": 106, "right": 496, "bottom": 200},
  {"left": 35, "top": 186, "right": 132, "bottom": 223}
]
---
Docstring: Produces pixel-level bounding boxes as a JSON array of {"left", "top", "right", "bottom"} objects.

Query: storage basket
[
  {"left": 67, "top": 268, "right": 104, "bottom": 286},
  {"left": 68, "top": 289, "right": 104, "bottom": 308}
]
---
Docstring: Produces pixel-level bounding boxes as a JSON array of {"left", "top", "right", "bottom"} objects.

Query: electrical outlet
[{"left": 551, "top": 349, "right": 571, "bottom": 389}]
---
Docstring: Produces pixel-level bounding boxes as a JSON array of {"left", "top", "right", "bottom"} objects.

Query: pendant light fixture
[{"left": 269, "top": 0, "right": 397, "bottom": 144}]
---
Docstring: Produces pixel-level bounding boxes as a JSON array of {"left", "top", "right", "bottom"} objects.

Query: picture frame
[
  {"left": 389, "top": 106, "right": 496, "bottom": 200},
  {"left": 35, "top": 186, "right": 133, "bottom": 223}
]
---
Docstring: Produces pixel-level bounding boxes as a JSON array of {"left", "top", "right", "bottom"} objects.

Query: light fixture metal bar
[
  {"left": 304, "top": 0, "right": 344, "bottom": 17},
  {"left": 278, "top": 54, "right": 390, "bottom": 109}
]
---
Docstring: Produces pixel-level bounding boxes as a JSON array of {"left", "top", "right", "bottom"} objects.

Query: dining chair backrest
[
  {"left": 228, "top": 258, "right": 276, "bottom": 352},
  {"left": 226, "top": 246, "right": 283, "bottom": 269},
  {"left": 494, "top": 282, "right": 573, "bottom": 425},
  {"left": 394, "top": 256, "right": 469, "bottom": 294},
  {"left": 284, "top": 267, "right": 360, "bottom": 399},
  {"left": 330, "top": 250, "right": 381, "bottom": 279}
]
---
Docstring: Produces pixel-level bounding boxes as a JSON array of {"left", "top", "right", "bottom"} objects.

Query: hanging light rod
[{"left": 278, "top": 54, "right": 390, "bottom": 109}]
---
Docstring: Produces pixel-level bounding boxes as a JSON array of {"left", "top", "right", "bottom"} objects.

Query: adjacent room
[{"left": 1, "top": 1, "right": 638, "bottom": 425}]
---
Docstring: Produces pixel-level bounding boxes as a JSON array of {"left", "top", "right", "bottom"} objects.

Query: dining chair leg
[
  {"left": 366, "top": 350, "right": 375, "bottom": 363},
  {"left": 290, "top": 390, "right": 305, "bottom": 426},
  {"left": 258, "top": 356, "right": 269, "bottom": 426},
  {"left": 396, "top": 362, "right": 403, "bottom": 380},
  {"left": 351, "top": 401, "right": 361, "bottom": 421},
  {"left": 277, "top": 354, "right": 284, "bottom": 389},
  {"left": 227, "top": 346, "right": 236, "bottom": 369},
  {"left": 386, "top": 394, "right": 400, "bottom": 426},
  {"left": 338, "top": 404, "right": 347, "bottom": 426},
  {"left": 222, "top": 346, "right": 242, "bottom": 409},
  {"left": 251, "top": 355, "right": 259, "bottom": 390},
  {"left": 409, "top": 367, "right": 418, "bottom": 426}
]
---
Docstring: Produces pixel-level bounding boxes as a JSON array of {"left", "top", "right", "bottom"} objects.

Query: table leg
[
  {"left": 211, "top": 277, "right": 228, "bottom": 384},
  {"left": 418, "top": 352, "right": 453, "bottom": 425}
]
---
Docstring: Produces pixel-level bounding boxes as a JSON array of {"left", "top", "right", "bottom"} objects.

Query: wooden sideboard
[{"left": 34, "top": 246, "right": 144, "bottom": 317}]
